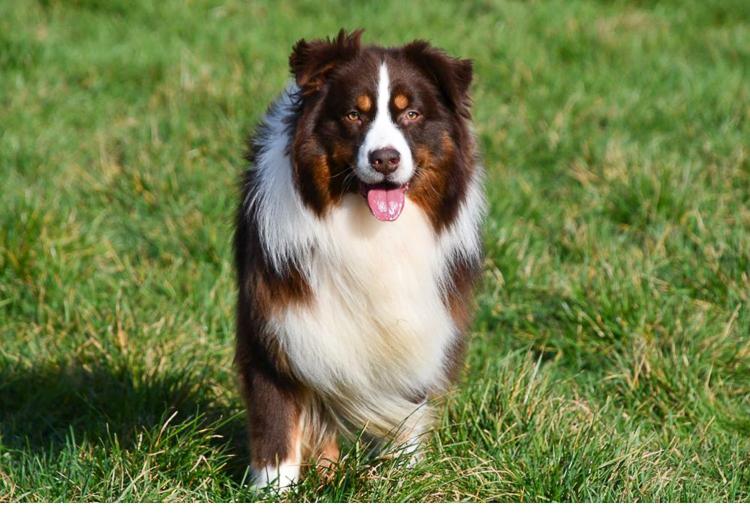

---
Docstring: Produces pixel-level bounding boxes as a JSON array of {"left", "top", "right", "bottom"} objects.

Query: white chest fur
[{"left": 268, "top": 194, "right": 456, "bottom": 403}]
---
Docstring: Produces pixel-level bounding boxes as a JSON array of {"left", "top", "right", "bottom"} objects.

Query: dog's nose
[{"left": 368, "top": 147, "right": 400, "bottom": 175}]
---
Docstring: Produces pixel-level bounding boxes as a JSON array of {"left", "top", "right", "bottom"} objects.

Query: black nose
[{"left": 368, "top": 147, "right": 400, "bottom": 175}]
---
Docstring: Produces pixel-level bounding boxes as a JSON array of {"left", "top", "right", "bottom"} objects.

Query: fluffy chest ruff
[
  {"left": 268, "top": 194, "right": 457, "bottom": 426},
  {"left": 234, "top": 30, "right": 484, "bottom": 490}
]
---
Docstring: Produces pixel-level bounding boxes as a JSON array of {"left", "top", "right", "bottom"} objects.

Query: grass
[{"left": 1, "top": 0, "right": 749, "bottom": 502}]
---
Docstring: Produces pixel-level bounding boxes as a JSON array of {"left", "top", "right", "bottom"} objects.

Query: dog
[{"left": 234, "top": 29, "right": 484, "bottom": 490}]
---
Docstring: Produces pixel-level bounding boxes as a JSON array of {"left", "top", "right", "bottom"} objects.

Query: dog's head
[{"left": 289, "top": 29, "right": 475, "bottom": 226}]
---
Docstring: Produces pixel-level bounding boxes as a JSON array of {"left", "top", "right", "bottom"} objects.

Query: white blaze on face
[{"left": 356, "top": 63, "right": 414, "bottom": 185}]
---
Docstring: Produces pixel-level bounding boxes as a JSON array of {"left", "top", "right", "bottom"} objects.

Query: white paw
[{"left": 251, "top": 462, "right": 300, "bottom": 492}]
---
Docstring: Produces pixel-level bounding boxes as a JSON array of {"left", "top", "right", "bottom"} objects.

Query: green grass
[{"left": 1, "top": 0, "right": 749, "bottom": 502}]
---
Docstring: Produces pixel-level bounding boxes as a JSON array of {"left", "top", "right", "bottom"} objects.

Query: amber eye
[
  {"left": 345, "top": 110, "right": 361, "bottom": 121},
  {"left": 405, "top": 110, "right": 421, "bottom": 121}
]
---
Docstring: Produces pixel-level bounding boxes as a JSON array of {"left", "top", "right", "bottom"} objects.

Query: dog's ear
[
  {"left": 289, "top": 29, "right": 364, "bottom": 95},
  {"left": 402, "top": 41, "right": 473, "bottom": 117}
]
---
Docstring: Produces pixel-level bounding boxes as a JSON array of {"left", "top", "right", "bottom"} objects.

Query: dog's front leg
[{"left": 242, "top": 363, "right": 303, "bottom": 491}]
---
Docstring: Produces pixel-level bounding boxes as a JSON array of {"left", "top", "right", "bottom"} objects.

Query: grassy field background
[{"left": 2, "top": 0, "right": 750, "bottom": 502}]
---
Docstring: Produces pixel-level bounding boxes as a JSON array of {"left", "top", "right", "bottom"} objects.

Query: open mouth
[{"left": 359, "top": 181, "right": 410, "bottom": 222}]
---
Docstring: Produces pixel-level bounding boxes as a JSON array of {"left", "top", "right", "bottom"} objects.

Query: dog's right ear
[
  {"left": 402, "top": 40, "right": 473, "bottom": 118},
  {"left": 289, "top": 29, "right": 363, "bottom": 95}
]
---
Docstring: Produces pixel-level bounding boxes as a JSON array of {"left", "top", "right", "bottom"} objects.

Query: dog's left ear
[
  {"left": 290, "top": 29, "right": 364, "bottom": 95},
  {"left": 402, "top": 41, "right": 473, "bottom": 117}
]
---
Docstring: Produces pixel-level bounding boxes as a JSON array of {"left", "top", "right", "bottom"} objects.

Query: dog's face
[{"left": 289, "top": 30, "right": 474, "bottom": 226}]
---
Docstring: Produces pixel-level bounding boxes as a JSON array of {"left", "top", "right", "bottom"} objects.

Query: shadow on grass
[{"left": 0, "top": 361, "right": 249, "bottom": 479}]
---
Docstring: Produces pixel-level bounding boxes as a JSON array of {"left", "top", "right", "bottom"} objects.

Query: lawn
[{"left": 1, "top": 0, "right": 750, "bottom": 502}]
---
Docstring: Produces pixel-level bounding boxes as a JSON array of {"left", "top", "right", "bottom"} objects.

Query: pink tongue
[{"left": 366, "top": 186, "right": 405, "bottom": 222}]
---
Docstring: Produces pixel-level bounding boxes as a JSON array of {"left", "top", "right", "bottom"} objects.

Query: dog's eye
[
  {"left": 405, "top": 110, "right": 421, "bottom": 121},
  {"left": 345, "top": 110, "right": 361, "bottom": 122}
]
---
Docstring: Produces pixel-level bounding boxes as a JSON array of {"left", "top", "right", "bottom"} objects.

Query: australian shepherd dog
[{"left": 234, "top": 29, "right": 484, "bottom": 490}]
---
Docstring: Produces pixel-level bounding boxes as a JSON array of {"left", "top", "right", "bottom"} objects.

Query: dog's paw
[{"left": 251, "top": 462, "right": 300, "bottom": 493}]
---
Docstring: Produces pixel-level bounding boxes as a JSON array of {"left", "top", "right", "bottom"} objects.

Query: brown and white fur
[{"left": 234, "top": 30, "right": 484, "bottom": 490}]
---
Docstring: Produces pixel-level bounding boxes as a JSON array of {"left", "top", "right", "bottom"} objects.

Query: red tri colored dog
[{"left": 234, "top": 29, "right": 485, "bottom": 490}]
